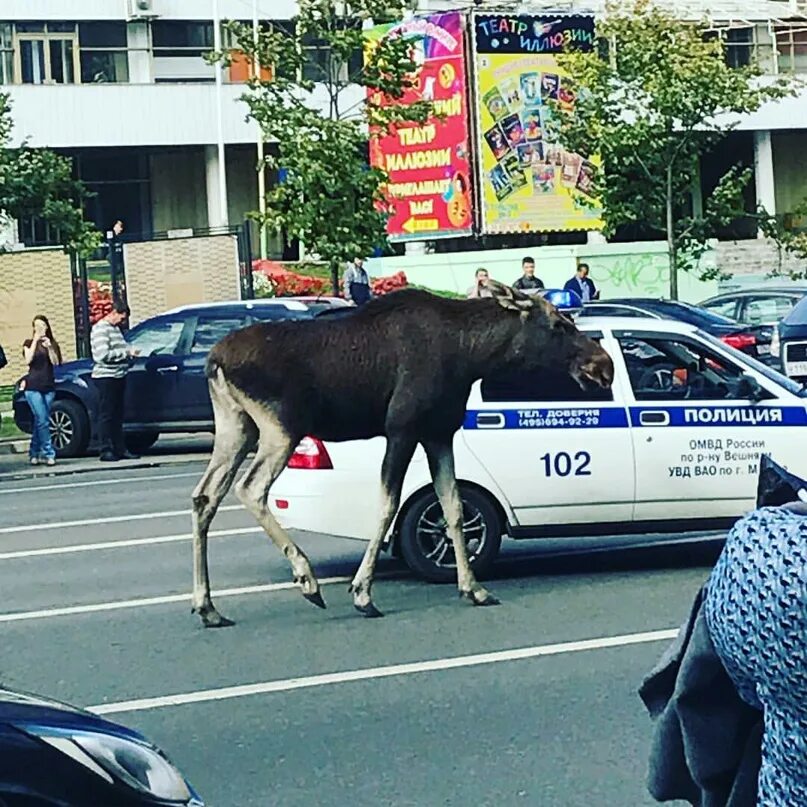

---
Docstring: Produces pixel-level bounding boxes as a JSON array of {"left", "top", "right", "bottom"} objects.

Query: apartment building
[{"left": 2, "top": 0, "right": 807, "bottom": 255}]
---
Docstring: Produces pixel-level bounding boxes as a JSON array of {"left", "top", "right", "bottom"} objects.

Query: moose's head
[{"left": 485, "top": 280, "right": 614, "bottom": 391}]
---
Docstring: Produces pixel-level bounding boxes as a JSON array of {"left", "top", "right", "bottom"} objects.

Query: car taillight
[
  {"left": 287, "top": 437, "right": 333, "bottom": 470},
  {"left": 721, "top": 333, "right": 756, "bottom": 351}
]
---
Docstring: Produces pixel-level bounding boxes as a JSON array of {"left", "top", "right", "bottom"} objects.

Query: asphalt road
[{"left": 0, "top": 448, "right": 718, "bottom": 806}]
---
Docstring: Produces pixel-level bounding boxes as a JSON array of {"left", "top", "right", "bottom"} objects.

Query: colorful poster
[
  {"left": 472, "top": 14, "right": 603, "bottom": 235},
  {"left": 366, "top": 12, "right": 473, "bottom": 241}
]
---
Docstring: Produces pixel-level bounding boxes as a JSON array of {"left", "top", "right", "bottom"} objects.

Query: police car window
[
  {"left": 191, "top": 316, "right": 247, "bottom": 353},
  {"left": 619, "top": 335, "right": 753, "bottom": 401},
  {"left": 127, "top": 319, "right": 184, "bottom": 356},
  {"left": 481, "top": 347, "right": 614, "bottom": 402}
]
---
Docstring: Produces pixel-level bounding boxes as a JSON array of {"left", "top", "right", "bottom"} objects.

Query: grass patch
[
  {"left": 0, "top": 386, "right": 13, "bottom": 405},
  {"left": 0, "top": 417, "right": 24, "bottom": 442}
]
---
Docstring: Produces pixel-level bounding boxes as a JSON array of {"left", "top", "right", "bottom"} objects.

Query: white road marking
[
  {"left": 0, "top": 471, "right": 202, "bottom": 496},
  {"left": 88, "top": 628, "right": 679, "bottom": 716},
  {"left": 0, "top": 526, "right": 261, "bottom": 561},
  {"left": 0, "top": 505, "right": 241, "bottom": 535},
  {"left": 0, "top": 576, "right": 354, "bottom": 624}
]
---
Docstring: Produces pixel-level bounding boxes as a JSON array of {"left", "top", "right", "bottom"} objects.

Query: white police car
[{"left": 269, "top": 317, "right": 807, "bottom": 581}]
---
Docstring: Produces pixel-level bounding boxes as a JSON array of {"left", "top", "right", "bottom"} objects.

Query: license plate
[
  {"left": 757, "top": 344, "right": 771, "bottom": 355},
  {"left": 785, "top": 361, "right": 807, "bottom": 376}
]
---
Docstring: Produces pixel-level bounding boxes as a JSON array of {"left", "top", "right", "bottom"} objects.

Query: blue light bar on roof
[{"left": 539, "top": 288, "right": 583, "bottom": 310}]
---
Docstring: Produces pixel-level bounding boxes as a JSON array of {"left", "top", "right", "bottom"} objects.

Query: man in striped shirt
[{"left": 91, "top": 302, "right": 140, "bottom": 462}]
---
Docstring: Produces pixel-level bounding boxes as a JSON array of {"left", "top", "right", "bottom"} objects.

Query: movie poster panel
[
  {"left": 366, "top": 12, "right": 474, "bottom": 241},
  {"left": 473, "top": 14, "right": 603, "bottom": 235}
]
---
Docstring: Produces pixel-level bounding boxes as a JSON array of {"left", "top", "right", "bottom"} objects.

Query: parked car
[
  {"left": 13, "top": 297, "right": 349, "bottom": 458},
  {"left": 269, "top": 316, "right": 807, "bottom": 582},
  {"left": 575, "top": 297, "right": 772, "bottom": 361},
  {"left": 698, "top": 287, "right": 807, "bottom": 327},
  {"left": 0, "top": 685, "right": 203, "bottom": 806},
  {"left": 775, "top": 294, "right": 807, "bottom": 384}
]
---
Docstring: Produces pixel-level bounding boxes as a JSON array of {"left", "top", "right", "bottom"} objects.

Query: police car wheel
[{"left": 398, "top": 487, "right": 502, "bottom": 583}]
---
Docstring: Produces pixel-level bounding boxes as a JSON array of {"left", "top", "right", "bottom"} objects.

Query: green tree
[
  {"left": 556, "top": 0, "right": 798, "bottom": 298},
  {"left": 0, "top": 93, "right": 99, "bottom": 257},
  {"left": 214, "top": 0, "right": 432, "bottom": 295}
]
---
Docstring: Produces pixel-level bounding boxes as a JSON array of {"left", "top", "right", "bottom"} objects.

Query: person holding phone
[
  {"left": 90, "top": 302, "right": 140, "bottom": 462},
  {"left": 21, "top": 315, "right": 62, "bottom": 466}
]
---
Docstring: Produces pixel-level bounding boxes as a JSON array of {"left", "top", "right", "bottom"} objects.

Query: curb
[{"left": 0, "top": 440, "right": 28, "bottom": 455}]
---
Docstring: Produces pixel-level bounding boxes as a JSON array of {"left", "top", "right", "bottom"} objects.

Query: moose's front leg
[{"left": 422, "top": 440, "right": 499, "bottom": 607}]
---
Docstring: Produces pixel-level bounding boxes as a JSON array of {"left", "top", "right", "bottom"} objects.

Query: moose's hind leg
[
  {"left": 422, "top": 439, "right": 500, "bottom": 607},
  {"left": 234, "top": 408, "right": 325, "bottom": 610}
]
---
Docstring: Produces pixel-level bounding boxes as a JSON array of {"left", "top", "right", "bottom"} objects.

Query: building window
[
  {"left": 0, "top": 24, "right": 13, "bottom": 84},
  {"left": 12, "top": 22, "right": 80, "bottom": 85},
  {"left": 78, "top": 22, "right": 129, "bottom": 83},
  {"left": 152, "top": 20, "right": 214, "bottom": 82},
  {"left": 775, "top": 24, "right": 807, "bottom": 73}
]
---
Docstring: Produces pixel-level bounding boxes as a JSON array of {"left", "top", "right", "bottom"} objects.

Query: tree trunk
[
  {"left": 666, "top": 165, "right": 678, "bottom": 300},
  {"left": 331, "top": 260, "right": 340, "bottom": 297}
]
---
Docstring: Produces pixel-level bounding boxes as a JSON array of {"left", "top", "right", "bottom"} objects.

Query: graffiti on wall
[{"left": 595, "top": 252, "right": 669, "bottom": 297}]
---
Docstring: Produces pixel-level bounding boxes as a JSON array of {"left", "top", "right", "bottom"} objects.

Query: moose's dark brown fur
[{"left": 190, "top": 282, "right": 614, "bottom": 627}]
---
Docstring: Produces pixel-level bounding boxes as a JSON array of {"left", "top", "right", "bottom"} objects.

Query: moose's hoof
[
  {"left": 303, "top": 590, "right": 327, "bottom": 610},
  {"left": 354, "top": 601, "right": 384, "bottom": 619},
  {"left": 460, "top": 589, "right": 501, "bottom": 607},
  {"left": 194, "top": 607, "right": 236, "bottom": 628}
]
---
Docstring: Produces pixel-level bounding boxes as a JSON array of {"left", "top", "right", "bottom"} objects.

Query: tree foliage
[
  {"left": 556, "top": 0, "right": 798, "bottom": 298},
  {"left": 0, "top": 93, "right": 99, "bottom": 257},
  {"left": 214, "top": 0, "right": 433, "bottom": 294}
]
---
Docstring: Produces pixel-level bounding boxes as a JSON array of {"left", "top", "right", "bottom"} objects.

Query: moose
[{"left": 190, "top": 281, "right": 614, "bottom": 627}]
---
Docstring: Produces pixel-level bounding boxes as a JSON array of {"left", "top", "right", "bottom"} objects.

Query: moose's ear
[{"left": 487, "top": 278, "right": 534, "bottom": 312}]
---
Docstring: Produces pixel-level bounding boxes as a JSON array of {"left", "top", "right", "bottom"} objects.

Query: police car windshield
[{"left": 698, "top": 330, "right": 806, "bottom": 396}]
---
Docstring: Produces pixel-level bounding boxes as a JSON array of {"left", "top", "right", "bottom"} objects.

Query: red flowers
[
  {"left": 251, "top": 260, "right": 408, "bottom": 298},
  {"left": 87, "top": 280, "right": 114, "bottom": 325}
]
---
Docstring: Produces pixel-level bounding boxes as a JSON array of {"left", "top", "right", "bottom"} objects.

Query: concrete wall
[
  {"left": 773, "top": 132, "right": 807, "bottom": 214},
  {"left": 225, "top": 145, "right": 259, "bottom": 228},
  {"left": 0, "top": 249, "right": 77, "bottom": 381},
  {"left": 366, "top": 241, "right": 720, "bottom": 303},
  {"left": 715, "top": 238, "right": 807, "bottom": 289}
]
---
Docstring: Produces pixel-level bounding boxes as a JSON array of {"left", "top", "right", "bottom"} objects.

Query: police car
[{"left": 269, "top": 317, "right": 807, "bottom": 582}]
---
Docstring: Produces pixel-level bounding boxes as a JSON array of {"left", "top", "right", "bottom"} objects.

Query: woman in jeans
[{"left": 22, "top": 315, "right": 62, "bottom": 466}]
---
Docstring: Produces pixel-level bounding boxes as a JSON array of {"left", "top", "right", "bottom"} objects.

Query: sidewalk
[{"left": 0, "top": 434, "right": 213, "bottom": 480}]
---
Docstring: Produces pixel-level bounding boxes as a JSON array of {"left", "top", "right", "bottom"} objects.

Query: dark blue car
[
  {"left": 12, "top": 298, "right": 349, "bottom": 458},
  {"left": 0, "top": 686, "right": 203, "bottom": 805}
]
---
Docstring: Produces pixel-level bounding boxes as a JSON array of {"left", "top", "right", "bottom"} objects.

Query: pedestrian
[
  {"left": 563, "top": 262, "right": 599, "bottom": 302},
  {"left": 90, "top": 301, "right": 140, "bottom": 462},
  {"left": 106, "top": 219, "right": 125, "bottom": 303},
  {"left": 21, "top": 315, "right": 62, "bottom": 467},
  {"left": 512, "top": 256, "right": 544, "bottom": 294},
  {"left": 467, "top": 268, "right": 494, "bottom": 298},
  {"left": 344, "top": 256, "right": 372, "bottom": 306}
]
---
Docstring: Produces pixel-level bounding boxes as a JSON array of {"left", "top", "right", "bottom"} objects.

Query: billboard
[
  {"left": 472, "top": 14, "right": 603, "bottom": 235},
  {"left": 366, "top": 12, "right": 474, "bottom": 241}
]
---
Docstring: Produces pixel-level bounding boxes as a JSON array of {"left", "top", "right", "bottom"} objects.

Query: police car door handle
[
  {"left": 477, "top": 412, "right": 505, "bottom": 429},
  {"left": 639, "top": 410, "right": 670, "bottom": 426}
]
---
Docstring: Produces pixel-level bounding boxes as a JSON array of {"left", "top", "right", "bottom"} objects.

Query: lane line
[
  {"left": 0, "top": 576, "right": 355, "bottom": 624},
  {"left": 0, "top": 471, "right": 202, "bottom": 496},
  {"left": 0, "top": 526, "right": 261, "bottom": 561},
  {"left": 0, "top": 505, "right": 241, "bottom": 535},
  {"left": 88, "top": 628, "right": 679, "bottom": 716}
]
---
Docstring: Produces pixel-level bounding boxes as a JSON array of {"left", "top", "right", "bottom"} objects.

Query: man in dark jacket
[
  {"left": 564, "top": 263, "right": 599, "bottom": 302},
  {"left": 512, "top": 256, "right": 544, "bottom": 293}
]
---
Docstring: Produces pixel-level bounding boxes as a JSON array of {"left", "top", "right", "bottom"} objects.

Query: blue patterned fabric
[{"left": 705, "top": 506, "right": 807, "bottom": 807}]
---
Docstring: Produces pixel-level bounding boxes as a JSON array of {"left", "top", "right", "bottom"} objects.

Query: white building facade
[{"left": 2, "top": 0, "right": 807, "bottom": 256}]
